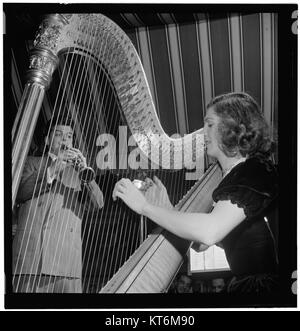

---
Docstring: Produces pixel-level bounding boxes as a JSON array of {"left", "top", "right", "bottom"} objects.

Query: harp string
[
  {"left": 34, "top": 50, "right": 78, "bottom": 292},
  {"left": 110, "top": 187, "right": 133, "bottom": 279},
  {"left": 17, "top": 16, "right": 94, "bottom": 292},
  {"left": 81, "top": 63, "right": 115, "bottom": 290},
  {"left": 94, "top": 32, "right": 159, "bottom": 286},
  {"left": 90, "top": 31, "right": 149, "bottom": 286},
  {"left": 97, "top": 134, "right": 153, "bottom": 288},
  {"left": 93, "top": 37, "right": 138, "bottom": 291},
  {"left": 56, "top": 21, "right": 109, "bottom": 293},
  {"left": 82, "top": 30, "right": 132, "bottom": 291},
  {"left": 37, "top": 38, "right": 88, "bottom": 292},
  {"left": 84, "top": 84, "right": 123, "bottom": 290},
  {"left": 101, "top": 112, "right": 173, "bottom": 289},
  {"left": 19, "top": 16, "right": 93, "bottom": 292},
  {"left": 15, "top": 14, "right": 182, "bottom": 292},
  {"left": 112, "top": 175, "right": 142, "bottom": 277},
  {"left": 13, "top": 36, "right": 77, "bottom": 292},
  {"left": 29, "top": 34, "right": 87, "bottom": 291},
  {"left": 47, "top": 62, "right": 92, "bottom": 291},
  {"left": 105, "top": 176, "right": 139, "bottom": 286},
  {"left": 113, "top": 203, "right": 137, "bottom": 286},
  {"left": 98, "top": 133, "right": 138, "bottom": 288},
  {"left": 99, "top": 177, "right": 141, "bottom": 288},
  {"left": 79, "top": 57, "right": 112, "bottom": 290},
  {"left": 75, "top": 31, "right": 119, "bottom": 291},
  {"left": 58, "top": 61, "right": 95, "bottom": 293},
  {"left": 77, "top": 24, "right": 141, "bottom": 294},
  {"left": 44, "top": 16, "right": 100, "bottom": 292},
  {"left": 37, "top": 56, "right": 81, "bottom": 292}
]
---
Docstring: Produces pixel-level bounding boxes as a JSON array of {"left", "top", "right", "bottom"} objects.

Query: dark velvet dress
[{"left": 212, "top": 156, "right": 279, "bottom": 294}]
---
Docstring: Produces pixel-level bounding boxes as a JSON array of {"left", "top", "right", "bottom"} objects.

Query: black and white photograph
[{"left": 2, "top": 2, "right": 298, "bottom": 312}]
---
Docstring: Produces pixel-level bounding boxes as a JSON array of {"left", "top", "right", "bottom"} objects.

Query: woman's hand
[
  {"left": 144, "top": 176, "right": 173, "bottom": 209},
  {"left": 112, "top": 178, "right": 148, "bottom": 214}
]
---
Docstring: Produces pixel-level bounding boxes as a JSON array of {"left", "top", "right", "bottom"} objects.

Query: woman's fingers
[
  {"left": 112, "top": 189, "right": 117, "bottom": 201},
  {"left": 153, "top": 176, "right": 164, "bottom": 189},
  {"left": 114, "top": 190, "right": 125, "bottom": 200},
  {"left": 112, "top": 178, "right": 130, "bottom": 200},
  {"left": 120, "top": 178, "right": 132, "bottom": 188},
  {"left": 112, "top": 177, "right": 147, "bottom": 214},
  {"left": 144, "top": 178, "right": 154, "bottom": 190},
  {"left": 145, "top": 178, "right": 154, "bottom": 185}
]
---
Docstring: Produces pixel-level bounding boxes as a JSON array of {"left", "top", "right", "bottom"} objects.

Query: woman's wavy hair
[{"left": 206, "top": 92, "right": 276, "bottom": 158}]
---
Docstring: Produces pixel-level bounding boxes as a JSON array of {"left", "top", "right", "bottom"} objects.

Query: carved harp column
[
  {"left": 12, "top": 13, "right": 205, "bottom": 207},
  {"left": 12, "top": 15, "right": 63, "bottom": 207}
]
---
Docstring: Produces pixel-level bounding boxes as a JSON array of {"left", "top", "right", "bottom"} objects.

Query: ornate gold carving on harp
[{"left": 12, "top": 13, "right": 222, "bottom": 293}]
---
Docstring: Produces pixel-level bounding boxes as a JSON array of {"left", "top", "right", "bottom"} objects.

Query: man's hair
[
  {"left": 44, "top": 113, "right": 75, "bottom": 138},
  {"left": 206, "top": 92, "right": 276, "bottom": 158}
]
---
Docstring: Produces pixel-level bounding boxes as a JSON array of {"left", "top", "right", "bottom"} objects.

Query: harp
[{"left": 12, "top": 14, "right": 222, "bottom": 293}]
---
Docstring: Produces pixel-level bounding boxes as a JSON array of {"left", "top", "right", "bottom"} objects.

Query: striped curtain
[{"left": 126, "top": 13, "right": 278, "bottom": 139}]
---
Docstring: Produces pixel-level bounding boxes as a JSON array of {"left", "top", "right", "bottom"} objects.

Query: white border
[{"left": 0, "top": 0, "right": 299, "bottom": 311}]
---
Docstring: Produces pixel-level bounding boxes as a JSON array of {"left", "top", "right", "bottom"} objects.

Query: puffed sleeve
[{"left": 212, "top": 157, "right": 278, "bottom": 218}]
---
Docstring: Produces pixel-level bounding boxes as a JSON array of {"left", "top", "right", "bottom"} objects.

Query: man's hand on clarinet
[{"left": 66, "top": 147, "right": 87, "bottom": 169}]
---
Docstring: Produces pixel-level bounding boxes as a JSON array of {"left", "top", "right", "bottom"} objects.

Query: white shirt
[{"left": 46, "top": 152, "right": 59, "bottom": 184}]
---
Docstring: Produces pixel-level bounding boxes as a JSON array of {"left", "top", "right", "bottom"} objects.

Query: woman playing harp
[
  {"left": 12, "top": 114, "right": 104, "bottom": 293},
  {"left": 114, "top": 92, "right": 279, "bottom": 294}
]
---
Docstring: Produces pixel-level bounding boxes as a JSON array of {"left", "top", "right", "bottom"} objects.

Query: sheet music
[{"left": 190, "top": 245, "right": 230, "bottom": 272}]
